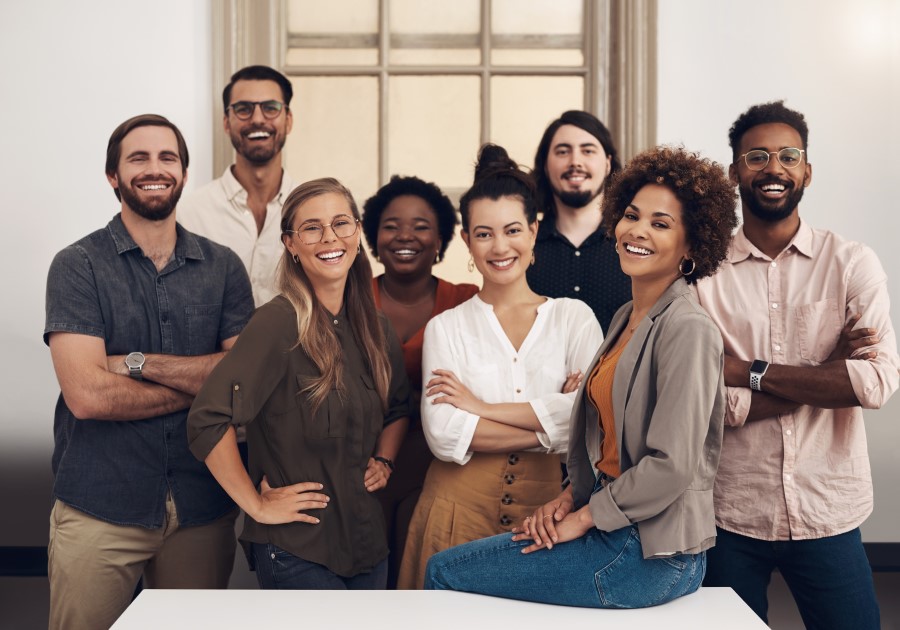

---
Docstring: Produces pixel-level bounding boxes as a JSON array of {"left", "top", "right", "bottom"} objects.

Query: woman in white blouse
[{"left": 397, "top": 145, "right": 602, "bottom": 588}]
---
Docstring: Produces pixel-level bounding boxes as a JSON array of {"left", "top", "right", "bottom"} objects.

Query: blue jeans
[
  {"left": 252, "top": 543, "right": 387, "bottom": 590},
  {"left": 425, "top": 524, "right": 705, "bottom": 608},
  {"left": 703, "top": 527, "right": 879, "bottom": 629}
]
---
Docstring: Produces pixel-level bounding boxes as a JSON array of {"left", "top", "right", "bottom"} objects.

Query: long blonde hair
[{"left": 278, "top": 178, "right": 391, "bottom": 413}]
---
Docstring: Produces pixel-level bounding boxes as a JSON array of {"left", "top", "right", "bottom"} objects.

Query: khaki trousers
[{"left": 48, "top": 496, "right": 237, "bottom": 630}]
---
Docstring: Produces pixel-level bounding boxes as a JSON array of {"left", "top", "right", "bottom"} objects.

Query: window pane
[
  {"left": 492, "top": 0, "right": 582, "bottom": 36},
  {"left": 284, "top": 77, "right": 379, "bottom": 202},
  {"left": 285, "top": 48, "right": 379, "bottom": 66},
  {"left": 288, "top": 0, "right": 378, "bottom": 34},
  {"left": 389, "top": 0, "right": 480, "bottom": 65},
  {"left": 390, "top": 0, "right": 479, "bottom": 34},
  {"left": 388, "top": 76, "right": 481, "bottom": 190},
  {"left": 492, "top": 49, "right": 583, "bottom": 66},
  {"left": 490, "top": 76, "right": 584, "bottom": 167}
]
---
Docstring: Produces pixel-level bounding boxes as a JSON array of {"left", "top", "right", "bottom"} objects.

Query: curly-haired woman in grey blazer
[{"left": 423, "top": 146, "right": 738, "bottom": 608}]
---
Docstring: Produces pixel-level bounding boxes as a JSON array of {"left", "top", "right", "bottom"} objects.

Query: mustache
[{"left": 563, "top": 168, "right": 590, "bottom": 178}]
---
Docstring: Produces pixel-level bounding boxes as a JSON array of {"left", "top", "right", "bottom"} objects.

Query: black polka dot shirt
[{"left": 527, "top": 220, "right": 632, "bottom": 334}]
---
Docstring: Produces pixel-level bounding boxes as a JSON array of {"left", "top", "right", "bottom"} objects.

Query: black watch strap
[{"left": 374, "top": 456, "right": 394, "bottom": 471}]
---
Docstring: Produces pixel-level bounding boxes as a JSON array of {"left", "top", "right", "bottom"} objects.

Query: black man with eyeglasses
[
  {"left": 179, "top": 65, "right": 297, "bottom": 308},
  {"left": 694, "top": 100, "right": 898, "bottom": 629}
]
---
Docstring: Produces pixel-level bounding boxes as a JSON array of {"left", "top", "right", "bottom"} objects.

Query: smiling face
[
  {"left": 545, "top": 124, "right": 611, "bottom": 210},
  {"left": 282, "top": 193, "right": 360, "bottom": 292},
  {"left": 462, "top": 195, "right": 537, "bottom": 287},
  {"left": 107, "top": 125, "right": 186, "bottom": 222},
  {"left": 376, "top": 194, "right": 441, "bottom": 280},
  {"left": 225, "top": 79, "right": 293, "bottom": 165},
  {"left": 731, "top": 122, "right": 811, "bottom": 224},
  {"left": 614, "top": 184, "right": 690, "bottom": 286}
]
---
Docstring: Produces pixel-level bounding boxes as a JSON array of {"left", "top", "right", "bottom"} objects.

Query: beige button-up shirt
[
  {"left": 178, "top": 167, "right": 296, "bottom": 307},
  {"left": 695, "top": 221, "right": 899, "bottom": 540}
]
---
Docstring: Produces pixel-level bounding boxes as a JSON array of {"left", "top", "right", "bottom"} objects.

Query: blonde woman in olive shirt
[{"left": 189, "top": 178, "right": 410, "bottom": 588}]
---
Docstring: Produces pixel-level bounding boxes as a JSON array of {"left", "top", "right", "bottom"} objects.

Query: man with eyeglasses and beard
[
  {"left": 695, "top": 101, "right": 899, "bottom": 629},
  {"left": 44, "top": 114, "right": 254, "bottom": 630},
  {"left": 179, "top": 65, "right": 296, "bottom": 308},
  {"left": 528, "top": 110, "right": 631, "bottom": 333}
]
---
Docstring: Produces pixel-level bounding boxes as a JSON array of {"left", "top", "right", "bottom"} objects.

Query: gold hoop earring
[
  {"left": 679, "top": 257, "right": 696, "bottom": 276},
  {"left": 467, "top": 256, "right": 475, "bottom": 273},
  {"left": 614, "top": 241, "right": 619, "bottom": 253}
]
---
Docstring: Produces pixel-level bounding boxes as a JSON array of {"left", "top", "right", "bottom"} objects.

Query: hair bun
[{"left": 474, "top": 143, "right": 518, "bottom": 183}]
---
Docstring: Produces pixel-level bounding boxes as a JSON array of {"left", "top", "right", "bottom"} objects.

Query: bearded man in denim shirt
[{"left": 44, "top": 114, "right": 254, "bottom": 630}]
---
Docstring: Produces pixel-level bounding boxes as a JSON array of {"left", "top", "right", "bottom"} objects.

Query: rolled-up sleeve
[
  {"left": 188, "top": 300, "right": 291, "bottom": 461},
  {"left": 843, "top": 245, "right": 900, "bottom": 409},
  {"left": 420, "top": 316, "right": 480, "bottom": 464},
  {"left": 532, "top": 301, "right": 604, "bottom": 452}
]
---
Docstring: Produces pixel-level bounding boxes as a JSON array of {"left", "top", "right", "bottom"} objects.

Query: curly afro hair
[
  {"left": 728, "top": 100, "right": 809, "bottom": 161},
  {"left": 362, "top": 175, "right": 459, "bottom": 262},
  {"left": 600, "top": 146, "right": 738, "bottom": 285}
]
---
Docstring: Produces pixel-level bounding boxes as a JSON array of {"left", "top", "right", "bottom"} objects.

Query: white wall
[
  {"left": 0, "top": 0, "right": 213, "bottom": 544},
  {"left": 657, "top": 0, "right": 900, "bottom": 542}
]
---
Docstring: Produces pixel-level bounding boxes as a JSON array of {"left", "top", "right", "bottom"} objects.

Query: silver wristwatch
[
  {"left": 749, "top": 359, "right": 769, "bottom": 392},
  {"left": 125, "top": 352, "right": 145, "bottom": 380}
]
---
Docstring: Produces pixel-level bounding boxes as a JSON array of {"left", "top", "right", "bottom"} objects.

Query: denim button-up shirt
[{"left": 44, "top": 214, "right": 254, "bottom": 528}]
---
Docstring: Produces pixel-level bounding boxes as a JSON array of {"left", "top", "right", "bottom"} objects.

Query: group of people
[{"left": 44, "top": 64, "right": 898, "bottom": 630}]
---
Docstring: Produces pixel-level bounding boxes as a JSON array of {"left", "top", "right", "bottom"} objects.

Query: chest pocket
[
  {"left": 298, "top": 375, "right": 347, "bottom": 440},
  {"left": 185, "top": 304, "right": 222, "bottom": 355},
  {"left": 796, "top": 298, "right": 841, "bottom": 363}
]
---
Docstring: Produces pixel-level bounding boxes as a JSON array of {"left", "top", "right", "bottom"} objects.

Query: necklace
[{"left": 380, "top": 278, "right": 435, "bottom": 308}]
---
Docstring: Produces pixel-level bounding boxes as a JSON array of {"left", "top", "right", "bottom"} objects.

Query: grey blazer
[{"left": 567, "top": 278, "right": 726, "bottom": 558}]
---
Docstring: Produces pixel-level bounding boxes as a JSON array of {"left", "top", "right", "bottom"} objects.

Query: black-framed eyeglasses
[
  {"left": 284, "top": 215, "right": 360, "bottom": 245},
  {"left": 738, "top": 147, "right": 806, "bottom": 171},
  {"left": 227, "top": 100, "right": 286, "bottom": 121}
]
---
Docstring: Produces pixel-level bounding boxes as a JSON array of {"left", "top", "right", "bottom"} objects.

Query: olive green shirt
[{"left": 188, "top": 295, "right": 410, "bottom": 577}]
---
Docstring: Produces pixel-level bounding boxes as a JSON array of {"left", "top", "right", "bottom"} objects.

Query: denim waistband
[{"left": 592, "top": 471, "right": 617, "bottom": 494}]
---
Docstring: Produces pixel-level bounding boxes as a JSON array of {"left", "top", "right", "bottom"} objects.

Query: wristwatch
[
  {"left": 125, "top": 352, "right": 146, "bottom": 380},
  {"left": 749, "top": 359, "right": 769, "bottom": 392}
]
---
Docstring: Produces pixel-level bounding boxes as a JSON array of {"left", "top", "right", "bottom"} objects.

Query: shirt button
[
  {"left": 157, "top": 278, "right": 163, "bottom": 284},
  {"left": 501, "top": 494, "right": 513, "bottom": 505},
  {"left": 771, "top": 261, "right": 777, "bottom": 267},
  {"left": 772, "top": 303, "right": 778, "bottom": 309},
  {"left": 513, "top": 357, "right": 517, "bottom": 363},
  {"left": 786, "top": 430, "right": 792, "bottom": 435},
  {"left": 574, "top": 286, "right": 581, "bottom": 292},
  {"left": 515, "top": 388, "right": 521, "bottom": 394},
  {"left": 575, "top": 251, "right": 581, "bottom": 257},
  {"left": 507, "top": 453, "right": 519, "bottom": 465},
  {"left": 504, "top": 473, "right": 515, "bottom": 485},
  {"left": 500, "top": 515, "right": 512, "bottom": 526},
  {"left": 333, "top": 319, "right": 339, "bottom": 325},
  {"left": 785, "top": 474, "right": 792, "bottom": 481},
  {"left": 234, "top": 384, "right": 240, "bottom": 391},
  {"left": 774, "top": 344, "right": 781, "bottom": 351}
]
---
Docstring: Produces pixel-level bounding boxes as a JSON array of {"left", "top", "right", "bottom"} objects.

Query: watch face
[
  {"left": 750, "top": 359, "right": 768, "bottom": 374},
  {"left": 125, "top": 352, "right": 145, "bottom": 369}
]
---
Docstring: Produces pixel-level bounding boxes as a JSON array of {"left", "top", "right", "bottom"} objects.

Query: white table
[{"left": 112, "top": 587, "right": 767, "bottom": 629}]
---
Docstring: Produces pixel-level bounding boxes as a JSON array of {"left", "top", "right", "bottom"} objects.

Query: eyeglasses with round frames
[
  {"left": 284, "top": 215, "right": 360, "bottom": 245},
  {"left": 738, "top": 147, "right": 806, "bottom": 171},
  {"left": 227, "top": 100, "right": 286, "bottom": 121}
]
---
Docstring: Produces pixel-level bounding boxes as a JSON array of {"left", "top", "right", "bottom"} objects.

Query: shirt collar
[
  {"left": 728, "top": 219, "right": 814, "bottom": 263},
  {"left": 535, "top": 218, "right": 609, "bottom": 245},
  {"left": 107, "top": 213, "right": 204, "bottom": 261},
  {"left": 222, "top": 165, "right": 296, "bottom": 205}
]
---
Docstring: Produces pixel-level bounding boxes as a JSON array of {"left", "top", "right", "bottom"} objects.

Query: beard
[
  {"left": 553, "top": 174, "right": 605, "bottom": 210},
  {"left": 118, "top": 176, "right": 184, "bottom": 222},
  {"left": 741, "top": 178, "right": 805, "bottom": 223},
  {"left": 230, "top": 125, "right": 286, "bottom": 165}
]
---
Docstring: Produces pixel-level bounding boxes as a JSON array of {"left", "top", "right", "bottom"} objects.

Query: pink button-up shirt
[{"left": 695, "top": 221, "right": 899, "bottom": 540}]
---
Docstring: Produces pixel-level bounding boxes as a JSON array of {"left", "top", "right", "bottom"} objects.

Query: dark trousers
[
  {"left": 703, "top": 526, "right": 879, "bottom": 629},
  {"left": 252, "top": 543, "right": 387, "bottom": 590}
]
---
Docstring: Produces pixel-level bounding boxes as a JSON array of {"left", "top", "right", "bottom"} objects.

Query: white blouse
[{"left": 421, "top": 295, "right": 604, "bottom": 465}]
